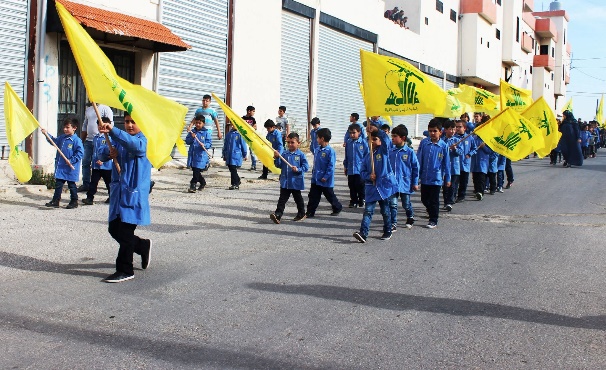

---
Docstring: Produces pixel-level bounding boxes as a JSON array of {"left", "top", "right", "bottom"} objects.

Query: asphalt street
[{"left": 1, "top": 151, "right": 605, "bottom": 369}]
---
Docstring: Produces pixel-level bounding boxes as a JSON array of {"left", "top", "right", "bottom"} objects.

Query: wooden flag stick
[
  {"left": 192, "top": 133, "right": 213, "bottom": 158},
  {"left": 274, "top": 150, "right": 297, "bottom": 171},
  {"left": 40, "top": 129, "right": 75, "bottom": 170},
  {"left": 91, "top": 102, "right": 121, "bottom": 174}
]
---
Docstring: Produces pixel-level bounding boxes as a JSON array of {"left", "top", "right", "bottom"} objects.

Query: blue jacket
[
  {"left": 275, "top": 149, "right": 309, "bottom": 190},
  {"left": 488, "top": 149, "right": 498, "bottom": 173},
  {"left": 361, "top": 130, "right": 397, "bottom": 202},
  {"left": 186, "top": 127, "right": 212, "bottom": 169},
  {"left": 497, "top": 154, "right": 506, "bottom": 171},
  {"left": 454, "top": 133, "right": 478, "bottom": 173},
  {"left": 417, "top": 137, "right": 451, "bottom": 186},
  {"left": 46, "top": 133, "right": 83, "bottom": 182},
  {"left": 470, "top": 136, "right": 492, "bottom": 174},
  {"left": 444, "top": 135, "right": 464, "bottom": 176},
  {"left": 343, "top": 136, "right": 369, "bottom": 176},
  {"left": 310, "top": 127, "right": 320, "bottom": 154},
  {"left": 343, "top": 122, "right": 367, "bottom": 144},
  {"left": 311, "top": 145, "right": 337, "bottom": 187},
  {"left": 222, "top": 129, "right": 248, "bottom": 166},
  {"left": 389, "top": 144, "right": 419, "bottom": 194},
  {"left": 92, "top": 134, "right": 113, "bottom": 171},
  {"left": 267, "top": 129, "right": 282, "bottom": 151},
  {"left": 101, "top": 127, "right": 151, "bottom": 226},
  {"left": 580, "top": 131, "right": 591, "bottom": 147}
]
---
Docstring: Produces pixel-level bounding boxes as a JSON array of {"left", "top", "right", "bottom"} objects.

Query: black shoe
[
  {"left": 82, "top": 198, "right": 94, "bottom": 205},
  {"left": 293, "top": 214, "right": 306, "bottom": 221},
  {"left": 330, "top": 209, "right": 342, "bottom": 216},
  {"left": 353, "top": 232, "right": 367, "bottom": 243},
  {"left": 104, "top": 271, "right": 134, "bottom": 283},
  {"left": 380, "top": 233, "right": 392, "bottom": 240},
  {"left": 504, "top": 182, "right": 513, "bottom": 189},
  {"left": 149, "top": 180, "right": 155, "bottom": 194},
  {"left": 445, "top": 204, "right": 452, "bottom": 212},
  {"left": 228, "top": 185, "right": 239, "bottom": 190},
  {"left": 77, "top": 185, "right": 88, "bottom": 193},
  {"left": 405, "top": 218, "right": 414, "bottom": 229},
  {"left": 141, "top": 239, "right": 152, "bottom": 270},
  {"left": 270, "top": 213, "right": 281, "bottom": 224},
  {"left": 455, "top": 197, "right": 465, "bottom": 203},
  {"left": 45, "top": 199, "right": 60, "bottom": 208},
  {"left": 359, "top": 200, "right": 365, "bottom": 208},
  {"left": 348, "top": 201, "right": 356, "bottom": 208},
  {"left": 198, "top": 184, "right": 205, "bottom": 191},
  {"left": 188, "top": 184, "right": 197, "bottom": 193},
  {"left": 305, "top": 212, "right": 315, "bottom": 218},
  {"left": 66, "top": 200, "right": 78, "bottom": 209},
  {"left": 104, "top": 198, "right": 110, "bottom": 204},
  {"left": 258, "top": 175, "right": 268, "bottom": 180},
  {"left": 391, "top": 225, "right": 397, "bottom": 232},
  {"left": 475, "top": 192, "right": 483, "bottom": 201},
  {"left": 489, "top": 191, "right": 495, "bottom": 195}
]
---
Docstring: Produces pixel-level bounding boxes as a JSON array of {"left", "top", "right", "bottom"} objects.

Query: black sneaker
[
  {"left": 475, "top": 192, "right": 483, "bottom": 201},
  {"left": 188, "top": 184, "right": 196, "bottom": 193},
  {"left": 104, "top": 271, "right": 134, "bottom": 283},
  {"left": 445, "top": 204, "right": 452, "bottom": 212},
  {"left": 141, "top": 239, "right": 152, "bottom": 270},
  {"left": 359, "top": 200, "right": 365, "bottom": 208},
  {"left": 426, "top": 222, "right": 437, "bottom": 229},
  {"left": 77, "top": 185, "right": 88, "bottom": 193},
  {"left": 391, "top": 225, "right": 397, "bottom": 232},
  {"left": 380, "top": 233, "right": 392, "bottom": 240},
  {"left": 228, "top": 185, "right": 239, "bottom": 190},
  {"left": 405, "top": 218, "right": 414, "bottom": 229},
  {"left": 45, "top": 199, "right": 60, "bottom": 208},
  {"left": 66, "top": 200, "right": 78, "bottom": 209},
  {"left": 353, "top": 232, "right": 367, "bottom": 243},
  {"left": 348, "top": 201, "right": 356, "bottom": 208},
  {"left": 330, "top": 209, "right": 342, "bottom": 216},
  {"left": 305, "top": 212, "right": 315, "bottom": 218},
  {"left": 104, "top": 198, "right": 110, "bottom": 204},
  {"left": 270, "top": 213, "right": 281, "bottom": 224},
  {"left": 293, "top": 214, "right": 306, "bottom": 221},
  {"left": 504, "top": 182, "right": 513, "bottom": 189},
  {"left": 198, "top": 184, "right": 205, "bottom": 191},
  {"left": 455, "top": 197, "right": 465, "bottom": 203},
  {"left": 82, "top": 198, "right": 94, "bottom": 205},
  {"left": 258, "top": 175, "right": 268, "bottom": 180}
]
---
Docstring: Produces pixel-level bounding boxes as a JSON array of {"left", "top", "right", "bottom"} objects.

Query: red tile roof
[{"left": 56, "top": 0, "right": 190, "bottom": 51}]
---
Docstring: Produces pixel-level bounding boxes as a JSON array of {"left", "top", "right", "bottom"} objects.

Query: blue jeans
[
  {"left": 53, "top": 178, "right": 78, "bottom": 201},
  {"left": 359, "top": 199, "right": 391, "bottom": 238},
  {"left": 389, "top": 193, "right": 414, "bottom": 228},
  {"left": 82, "top": 140, "right": 94, "bottom": 187},
  {"left": 249, "top": 148, "right": 257, "bottom": 168},
  {"left": 497, "top": 170, "right": 504, "bottom": 188}
]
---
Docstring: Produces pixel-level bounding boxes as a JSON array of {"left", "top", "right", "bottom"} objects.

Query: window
[
  {"left": 487, "top": 41, "right": 490, "bottom": 48},
  {"left": 450, "top": 9, "right": 457, "bottom": 22},
  {"left": 552, "top": 47, "right": 555, "bottom": 57},
  {"left": 425, "top": 17, "right": 429, "bottom": 25},
  {"left": 530, "top": 66, "right": 533, "bottom": 74},
  {"left": 564, "top": 29, "right": 566, "bottom": 44},
  {"left": 496, "top": 29, "right": 501, "bottom": 40},
  {"left": 480, "top": 37, "right": 483, "bottom": 44},
  {"left": 551, "top": 73, "right": 554, "bottom": 81},
  {"left": 516, "top": 17, "right": 520, "bottom": 42},
  {"left": 496, "top": 0, "right": 501, "bottom": 5},
  {"left": 436, "top": 0, "right": 443, "bottom": 13},
  {"left": 540, "top": 45, "right": 548, "bottom": 55}
]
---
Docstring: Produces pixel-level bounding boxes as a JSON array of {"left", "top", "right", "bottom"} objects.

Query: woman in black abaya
[{"left": 558, "top": 110, "right": 583, "bottom": 167}]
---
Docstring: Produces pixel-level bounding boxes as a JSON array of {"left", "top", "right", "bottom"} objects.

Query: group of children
[{"left": 580, "top": 121, "right": 601, "bottom": 160}]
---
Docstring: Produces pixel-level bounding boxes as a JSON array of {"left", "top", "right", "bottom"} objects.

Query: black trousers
[
  {"left": 347, "top": 174, "right": 365, "bottom": 205},
  {"left": 505, "top": 158, "right": 514, "bottom": 183},
  {"left": 420, "top": 184, "right": 441, "bottom": 224},
  {"left": 191, "top": 167, "right": 206, "bottom": 187},
  {"left": 227, "top": 165, "right": 240, "bottom": 186},
  {"left": 472, "top": 172, "right": 487, "bottom": 194},
  {"left": 457, "top": 171, "right": 469, "bottom": 200},
  {"left": 261, "top": 165, "right": 269, "bottom": 177},
  {"left": 275, "top": 188, "right": 305, "bottom": 217},
  {"left": 108, "top": 216, "right": 144, "bottom": 275},
  {"left": 443, "top": 174, "right": 459, "bottom": 205},
  {"left": 87, "top": 169, "right": 111, "bottom": 200},
  {"left": 486, "top": 172, "right": 497, "bottom": 193},
  {"left": 306, "top": 183, "right": 343, "bottom": 216}
]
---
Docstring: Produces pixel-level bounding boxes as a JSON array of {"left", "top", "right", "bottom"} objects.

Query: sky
[{"left": 557, "top": 0, "right": 606, "bottom": 121}]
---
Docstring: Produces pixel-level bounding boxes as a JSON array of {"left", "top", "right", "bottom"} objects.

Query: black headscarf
[{"left": 562, "top": 110, "right": 576, "bottom": 125}]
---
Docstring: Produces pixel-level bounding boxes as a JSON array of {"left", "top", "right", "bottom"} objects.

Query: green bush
[{"left": 29, "top": 167, "right": 56, "bottom": 189}]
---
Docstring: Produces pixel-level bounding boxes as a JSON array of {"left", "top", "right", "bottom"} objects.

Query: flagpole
[
  {"left": 367, "top": 117, "right": 375, "bottom": 185},
  {"left": 40, "top": 129, "right": 75, "bottom": 170},
  {"left": 91, "top": 102, "right": 121, "bottom": 174},
  {"left": 191, "top": 132, "right": 213, "bottom": 158}
]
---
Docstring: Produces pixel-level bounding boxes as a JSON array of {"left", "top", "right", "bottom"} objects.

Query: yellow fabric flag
[
  {"left": 440, "top": 88, "right": 466, "bottom": 118},
  {"left": 359, "top": 80, "right": 393, "bottom": 125},
  {"left": 175, "top": 136, "right": 188, "bottom": 156},
  {"left": 521, "top": 97, "right": 561, "bottom": 158},
  {"left": 561, "top": 97, "right": 573, "bottom": 113},
  {"left": 56, "top": 2, "right": 188, "bottom": 168},
  {"left": 474, "top": 108, "right": 544, "bottom": 161},
  {"left": 3, "top": 82, "right": 38, "bottom": 182},
  {"left": 458, "top": 84, "right": 500, "bottom": 115},
  {"left": 595, "top": 95, "right": 604, "bottom": 126},
  {"left": 500, "top": 79, "right": 533, "bottom": 114},
  {"left": 212, "top": 94, "right": 280, "bottom": 174},
  {"left": 360, "top": 50, "right": 446, "bottom": 116}
]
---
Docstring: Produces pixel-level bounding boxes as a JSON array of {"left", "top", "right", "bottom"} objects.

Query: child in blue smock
[
  {"left": 259, "top": 119, "right": 282, "bottom": 179},
  {"left": 309, "top": 117, "right": 321, "bottom": 154},
  {"left": 389, "top": 124, "right": 419, "bottom": 231},
  {"left": 99, "top": 114, "right": 151, "bottom": 283},
  {"left": 353, "top": 126, "right": 397, "bottom": 243},
  {"left": 186, "top": 114, "right": 212, "bottom": 192},
  {"left": 417, "top": 118, "right": 451, "bottom": 229},
  {"left": 222, "top": 124, "right": 248, "bottom": 190},
  {"left": 41, "top": 119, "right": 83, "bottom": 209},
  {"left": 83, "top": 116, "right": 113, "bottom": 205},
  {"left": 306, "top": 128, "right": 343, "bottom": 217},
  {"left": 496, "top": 154, "right": 506, "bottom": 192},
  {"left": 343, "top": 123, "right": 369, "bottom": 208},
  {"left": 442, "top": 120, "right": 463, "bottom": 212},
  {"left": 270, "top": 132, "right": 309, "bottom": 224}
]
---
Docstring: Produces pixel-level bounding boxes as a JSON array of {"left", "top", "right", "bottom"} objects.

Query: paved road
[{"left": 1, "top": 153, "right": 605, "bottom": 369}]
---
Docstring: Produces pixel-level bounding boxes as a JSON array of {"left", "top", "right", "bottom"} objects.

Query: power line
[{"left": 571, "top": 68, "right": 606, "bottom": 82}]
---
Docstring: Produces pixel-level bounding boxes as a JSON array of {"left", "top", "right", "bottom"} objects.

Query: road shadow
[
  {"left": 0, "top": 311, "right": 334, "bottom": 370},
  {"left": 0, "top": 251, "right": 113, "bottom": 278},
  {"left": 248, "top": 283, "right": 606, "bottom": 331}
]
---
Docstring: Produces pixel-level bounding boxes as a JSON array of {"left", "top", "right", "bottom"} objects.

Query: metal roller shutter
[
  {"left": 280, "top": 11, "right": 311, "bottom": 144},
  {"left": 0, "top": 0, "right": 29, "bottom": 149},
  {"left": 316, "top": 25, "right": 373, "bottom": 143},
  {"left": 159, "top": 0, "right": 229, "bottom": 156}
]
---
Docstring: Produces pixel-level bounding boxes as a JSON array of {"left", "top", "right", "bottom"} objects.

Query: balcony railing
[
  {"left": 535, "top": 18, "right": 558, "bottom": 41},
  {"left": 533, "top": 54, "right": 555, "bottom": 71},
  {"left": 522, "top": 11, "right": 536, "bottom": 30},
  {"left": 521, "top": 33, "right": 533, "bottom": 53},
  {"left": 460, "top": 0, "right": 497, "bottom": 25}
]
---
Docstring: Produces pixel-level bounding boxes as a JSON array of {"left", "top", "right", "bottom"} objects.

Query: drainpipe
[
  {"left": 34, "top": 0, "right": 48, "bottom": 163},
  {"left": 25, "top": 0, "right": 38, "bottom": 159},
  {"left": 152, "top": 0, "right": 162, "bottom": 92}
]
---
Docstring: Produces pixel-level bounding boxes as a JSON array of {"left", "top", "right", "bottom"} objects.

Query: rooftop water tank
[{"left": 550, "top": 0, "right": 563, "bottom": 11}]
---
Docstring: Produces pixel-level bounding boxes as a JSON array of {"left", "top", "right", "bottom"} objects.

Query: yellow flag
[
  {"left": 500, "top": 79, "right": 533, "bottom": 113},
  {"left": 521, "top": 97, "right": 561, "bottom": 158},
  {"left": 175, "top": 136, "right": 188, "bottom": 156},
  {"left": 440, "top": 88, "right": 466, "bottom": 118},
  {"left": 458, "top": 84, "right": 500, "bottom": 115},
  {"left": 56, "top": 2, "right": 188, "bottom": 168},
  {"left": 212, "top": 94, "right": 280, "bottom": 174},
  {"left": 596, "top": 95, "right": 604, "bottom": 126},
  {"left": 474, "top": 108, "right": 544, "bottom": 161},
  {"left": 561, "top": 97, "right": 573, "bottom": 113},
  {"left": 3, "top": 82, "right": 38, "bottom": 182},
  {"left": 360, "top": 50, "right": 446, "bottom": 116}
]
